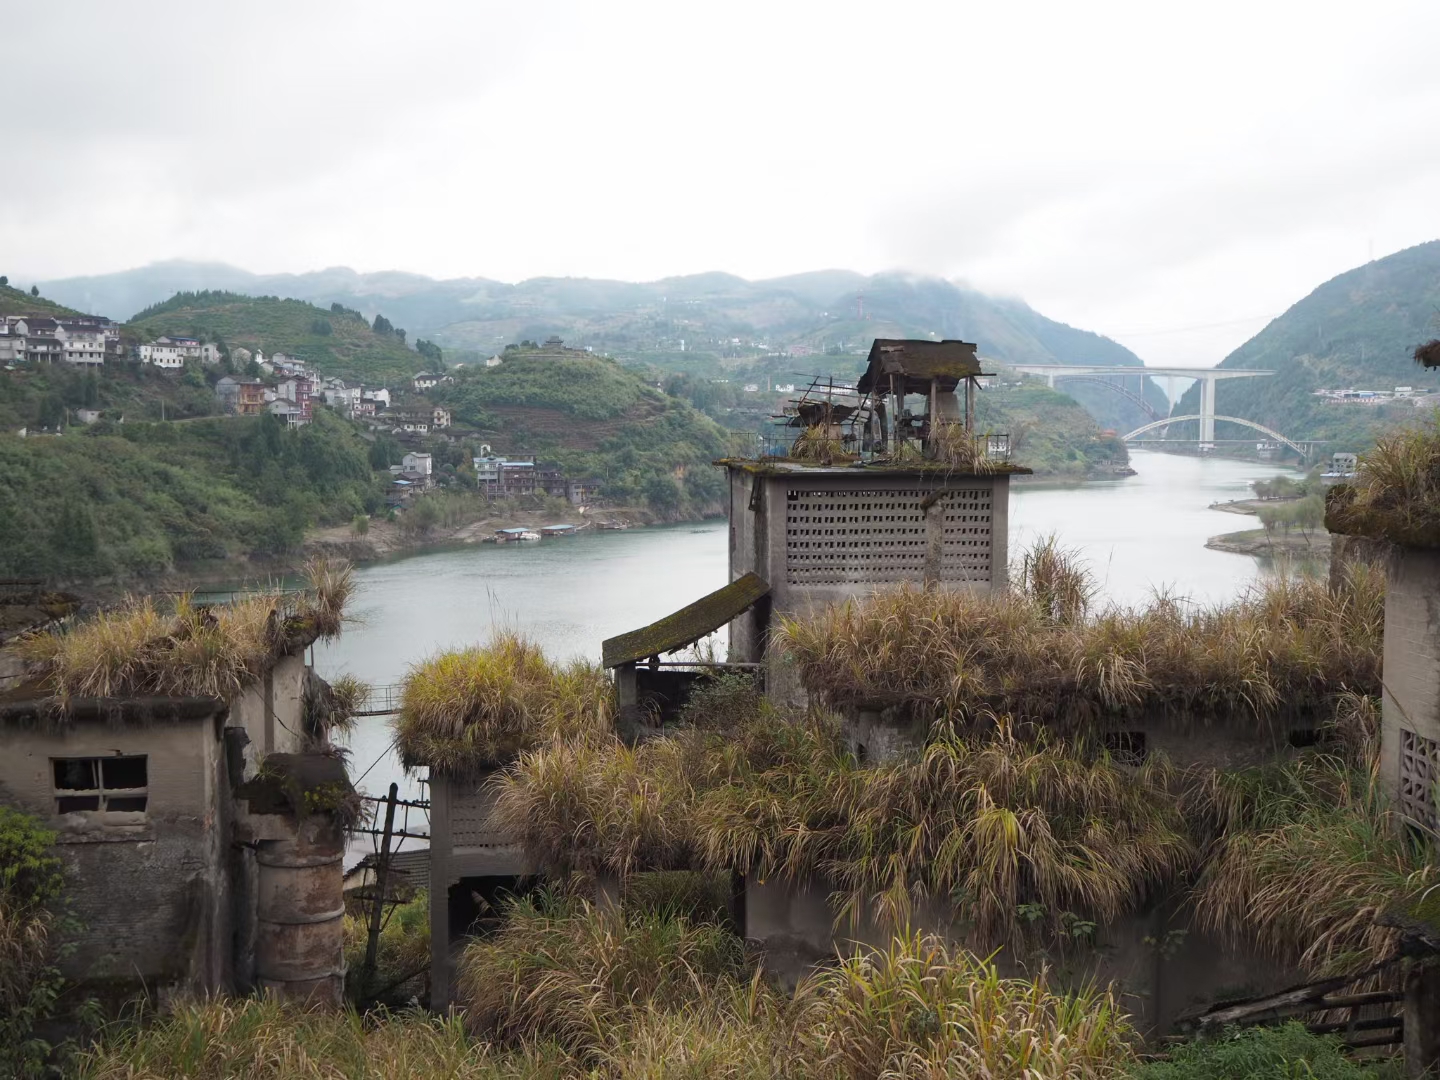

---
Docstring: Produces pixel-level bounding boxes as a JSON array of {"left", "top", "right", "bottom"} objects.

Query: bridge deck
[{"left": 354, "top": 683, "right": 403, "bottom": 716}]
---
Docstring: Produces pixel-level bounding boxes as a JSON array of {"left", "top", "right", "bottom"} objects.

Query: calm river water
[{"left": 316, "top": 450, "right": 1302, "bottom": 826}]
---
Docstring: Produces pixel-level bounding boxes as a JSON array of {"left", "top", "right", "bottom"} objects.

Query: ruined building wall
[
  {"left": 0, "top": 716, "right": 232, "bottom": 999},
  {"left": 228, "top": 653, "right": 311, "bottom": 759},
  {"left": 744, "top": 877, "right": 1294, "bottom": 1036},
  {"left": 1381, "top": 547, "right": 1440, "bottom": 833}
]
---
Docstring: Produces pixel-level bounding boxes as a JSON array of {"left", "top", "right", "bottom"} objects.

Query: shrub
[
  {"left": 343, "top": 890, "right": 430, "bottom": 1005},
  {"left": 1128, "top": 1022, "right": 1402, "bottom": 1079},
  {"left": 352, "top": 513, "right": 370, "bottom": 536},
  {"left": 0, "top": 808, "right": 67, "bottom": 1079}
]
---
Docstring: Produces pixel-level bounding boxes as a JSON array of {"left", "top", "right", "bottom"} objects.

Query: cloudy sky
[{"left": 5, "top": 0, "right": 1439, "bottom": 365}]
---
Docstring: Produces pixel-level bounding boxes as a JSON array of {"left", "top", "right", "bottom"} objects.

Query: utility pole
[{"left": 362, "top": 783, "right": 399, "bottom": 988}]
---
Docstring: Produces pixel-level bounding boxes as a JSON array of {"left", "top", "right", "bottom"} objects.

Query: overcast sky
[{"left": 5, "top": 0, "right": 1439, "bottom": 366}]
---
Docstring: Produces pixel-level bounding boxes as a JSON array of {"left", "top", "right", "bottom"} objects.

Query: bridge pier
[{"left": 1199, "top": 376, "right": 1216, "bottom": 446}]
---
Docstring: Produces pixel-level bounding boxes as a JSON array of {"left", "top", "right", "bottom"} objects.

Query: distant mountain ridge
[
  {"left": 1176, "top": 240, "right": 1440, "bottom": 450},
  {"left": 40, "top": 261, "right": 1164, "bottom": 429}
]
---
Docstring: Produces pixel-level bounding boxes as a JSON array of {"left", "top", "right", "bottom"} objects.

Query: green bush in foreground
[
  {"left": 1128, "top": 1022, "right": 1402, "bottom": 1079},
  {"left": 0, "top": 807, "right": 68, "bottom": 1079}
]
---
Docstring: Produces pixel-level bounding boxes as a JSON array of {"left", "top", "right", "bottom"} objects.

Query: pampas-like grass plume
[{"left": 393, "top": 633, "right": 613, "bottom": 774}]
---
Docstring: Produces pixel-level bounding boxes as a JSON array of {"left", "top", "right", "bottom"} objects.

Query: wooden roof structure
[
  {"left": 856, "top": 338, "right": 983, "bottom": 396},
  {"left": 602, "top": 572, "right": 770, "bottom": 668}
]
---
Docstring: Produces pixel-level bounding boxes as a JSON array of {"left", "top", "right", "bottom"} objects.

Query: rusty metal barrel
[{"left": 255, "top": 821, "right": 346, "bottom": 1006}]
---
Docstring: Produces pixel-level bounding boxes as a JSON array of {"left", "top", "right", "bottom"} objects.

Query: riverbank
[
  {"left": 1205, "top": 526, "right": 1332, "bottom": 560},
  {"left": 302, "top": 505, "right": 667, "bottom": 564},
  {"left": 1205, "top": 497, "right": 1331, "bottom": 560},
  {"left": 64, "top": 505, "right": 706, "bottom": 604}
]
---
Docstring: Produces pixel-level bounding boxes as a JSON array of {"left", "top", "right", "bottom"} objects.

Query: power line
[{"left": 1112, "top": 314, "right": 1278, "bottom": 337}]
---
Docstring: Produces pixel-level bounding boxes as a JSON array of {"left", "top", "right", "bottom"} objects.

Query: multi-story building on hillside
[
  {"left": 275, "top": 375, "right": 314, "bottom": 423},
  {"left": 2, "top": 315, "right": 121, "bottom": 366},
  {"left": 386, "top": 402, "right": 450, "bottom": 433},
  {"left": 139, "top": 336, "right": 220, "bottom": 369},
  {"left": 215, "top": 376, "right": 267, "bottom": 416}
]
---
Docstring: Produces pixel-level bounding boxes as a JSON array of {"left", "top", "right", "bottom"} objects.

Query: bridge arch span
[
  {"left": 1121, "top": 415, "right": 1309, "bottom": 459},
  {"left": 1048, "top": 374, "right": 1163, "bottom": 422}
]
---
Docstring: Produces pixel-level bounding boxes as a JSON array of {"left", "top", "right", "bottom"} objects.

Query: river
[{"left": 315, "top": 450, "right": 1303, "bottom": 823}]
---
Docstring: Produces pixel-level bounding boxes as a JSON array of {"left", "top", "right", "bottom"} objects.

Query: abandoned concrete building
[
  {"left": 406, "top": 338, "right": 1404, "bottom": 1038},
  {"left": 0, "top": 585, "right": 354, "bottom": 1006}
]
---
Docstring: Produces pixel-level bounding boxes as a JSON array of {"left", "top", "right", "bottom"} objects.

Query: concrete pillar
[
  {"left": 429, "top": 773, "right": 451, "bottom": 1008},
  {"left": 1404, "top": 960, "right": 1440, "bottom": 1078},
  {"left": 1381, "top": 548, "right": 1440, "bottom": 831},
  {"left": 614, "top": 664, "right": 641, "bottom": 743},
  {"left": 1199, "top": 376, "right": 1216, "bottom": 446}
]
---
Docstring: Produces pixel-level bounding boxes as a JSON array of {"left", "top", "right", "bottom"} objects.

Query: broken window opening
[{"left": 52, "top": 754, "right": 149, "bottom": 816}]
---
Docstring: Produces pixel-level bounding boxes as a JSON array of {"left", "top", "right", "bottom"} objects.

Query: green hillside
[
  {"left": 0, "top": 362, "right": 224, "bottom": 430},
  {"left": 1177, "top": 240, "right": 1440, "bottom": 451},
  {"left": 128, "top": 291, "right": 427, "bottom": 385},
  {"left": 0, "top": 282, "right": 82, "bottom": 319},
  {"left": 0, "top": 408, "right": 380, "bottom": 580},
  {"left": 44, "top": 264, "right": 1167, "bottom": 431},
  {"left": 432, "top": 346, "right": 732, "bottom": 511}
]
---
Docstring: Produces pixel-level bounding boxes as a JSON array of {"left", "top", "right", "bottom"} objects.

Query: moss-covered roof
[
  {"left": 602, "top": 573, "right": 770, "bottom": 668},
  {"left": 857, "top": 338, "right": 982, "bottom": 395},
  {"left": 1325, "top": 482, "right": 1440, "bottom": 548}
]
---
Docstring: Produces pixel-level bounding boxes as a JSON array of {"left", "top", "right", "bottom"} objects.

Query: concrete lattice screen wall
[{"left": 726, "top": 466, "right": 1011, "bottom": 703}]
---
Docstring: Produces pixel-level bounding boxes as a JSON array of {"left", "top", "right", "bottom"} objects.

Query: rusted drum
[{"left": 255, "top": 824, "right": 345, "bottom": 1006}]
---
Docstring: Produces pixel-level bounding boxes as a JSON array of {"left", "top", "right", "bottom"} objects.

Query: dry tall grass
[
  {"left": 393, "top": 633, "right": 613, "bottom": 773},
  {"left": 777, "top": 558, "right": 1382, "bottom": 727},
  {"left": 71, "top": 998, "right": 574, "bottom": 1080},
  {"left": 499, "top": 710, "right": 1190, "bottom": 944},
  {"left": 1326, "top": 414, "right": 1440, "bottom": 545},
  {"left": 1194, "top": 761, "right": 1440, "bottom": 973},
  {"left": 455, "top": 895, "right": 747, "bottom": 1058},
  {"left": 804, "top": 930, "right": 1135, "bottom": 1079},
  {"left": 17, "top": 559, "right": 357, "bottom": 703}
]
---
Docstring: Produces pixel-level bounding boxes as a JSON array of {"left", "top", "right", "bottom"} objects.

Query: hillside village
[{"left": 2, "top": 307, "right": 609, "bottom": 512}]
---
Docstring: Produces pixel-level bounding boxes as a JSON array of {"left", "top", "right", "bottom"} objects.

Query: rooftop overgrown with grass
[
  {"left": 497, "top": 688, "right": 1194, "bottom": 945},
  {"left": 1326, "top": 412, "right": 1440, "bottom": 546},
  {"left": 11, "top": 558, "right": 353, "bottom": 705},
  {"left": 488, "top": 543, "right": 1424, "bottom": 970},
  {"left": 778, "top": 538, "right": 1383, "bottom": 727},
  {"left": 392, "top": 632, "right": 613, "bottom": 774}
]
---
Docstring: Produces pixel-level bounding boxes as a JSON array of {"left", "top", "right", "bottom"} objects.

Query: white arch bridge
[
  {"left": 1121, "top": 415, "right": 1310, "bottom": 460},
  {"left": 1006, "top": 364, "right": 1300, "bottom": 452}
]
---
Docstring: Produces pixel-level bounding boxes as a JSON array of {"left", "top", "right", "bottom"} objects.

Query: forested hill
[
  {"left": 0, "top": 282, "right": 81, "bottom": 319},
  {"left": 429, "top": 346, "right": 733, "bottom": 511},
  {"left": 43, "top": 263, "right": 1166, "bottom": 431},
  {"left": 1177, "top": 240, "right": 1440, "bottom": 449},
  {"left": 128, "top": 292, "right": 428, "bottom": 384}
]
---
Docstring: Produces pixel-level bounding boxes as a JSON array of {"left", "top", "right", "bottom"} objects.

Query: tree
[
  {"left": 0, "top": 275, "right": 7, "bottom": 286},
  {"left": 372, "top": 314, "right": 393, "bottom": 336},
  {"left": 30, "top": 285, "right": 38, "bottom": 297},
  {"left": 1293, "top": 494, "right": 1325, "bottom": 545}
]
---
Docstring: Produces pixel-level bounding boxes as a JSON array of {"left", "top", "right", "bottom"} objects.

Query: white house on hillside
[
  {"left": 401, "top": 452, "right": 433, "bottom": 480},
  {"left": 139, "top": 336, "right": 220, "bottom": 369}
]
